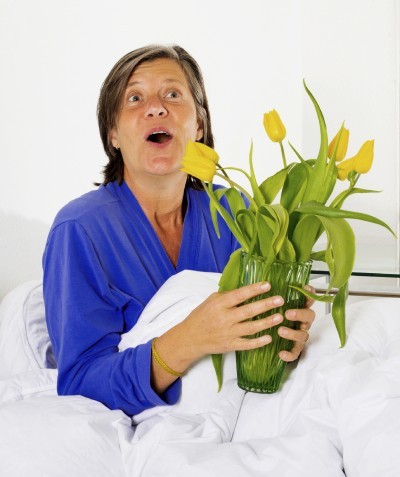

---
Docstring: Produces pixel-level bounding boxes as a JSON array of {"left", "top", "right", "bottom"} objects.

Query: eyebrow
[{"left": 125, "top": 78, "right": 186, "bottom": 89}]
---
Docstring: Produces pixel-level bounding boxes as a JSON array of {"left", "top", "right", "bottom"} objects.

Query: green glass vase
[{"left": 236, "top": 252, "right": 312, "bottom": 393}]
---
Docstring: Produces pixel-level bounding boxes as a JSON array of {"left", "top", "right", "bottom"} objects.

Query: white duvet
[{"left": 0, "top": 271, "right": 399, "bottom": 477}]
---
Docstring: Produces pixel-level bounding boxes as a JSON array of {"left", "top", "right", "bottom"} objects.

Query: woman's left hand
[{"left": 277, "top": 285, "right": 316, "bottom": 362}]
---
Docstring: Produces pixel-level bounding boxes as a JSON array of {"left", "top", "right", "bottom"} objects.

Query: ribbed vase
[{"left": 236, "top": 252, "right": 312, "bottom": 393}]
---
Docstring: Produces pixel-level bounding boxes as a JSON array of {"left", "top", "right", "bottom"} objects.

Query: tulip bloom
[
  {"left": 181, "top": 141, "right": 219, "bottom": 182},
  {"left": 263, "top": 109, "right": 286, "bottom": 142},
  {"left": 337, "top": 140, "right": 374, "bottom": 180},
  {"left": 328, "top": 127, "right": 349, "bottom": 162}
]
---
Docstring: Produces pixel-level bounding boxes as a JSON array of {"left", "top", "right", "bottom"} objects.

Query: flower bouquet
[{"left": 181, "top": 81, "right": 395, "bottom": 393}]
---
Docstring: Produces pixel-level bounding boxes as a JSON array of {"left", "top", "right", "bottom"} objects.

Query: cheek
[{"left": 186, "top": 116, "right": 202, "bottom": 141}]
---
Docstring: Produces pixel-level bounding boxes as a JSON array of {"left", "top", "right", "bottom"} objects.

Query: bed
[{"left": 0, "top": 270, "right": 399, "bottom": 477}]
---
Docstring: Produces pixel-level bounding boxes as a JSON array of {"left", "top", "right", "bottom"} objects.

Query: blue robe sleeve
[{"left": 43, "top": 220, "right": 181, "bottom": 416}]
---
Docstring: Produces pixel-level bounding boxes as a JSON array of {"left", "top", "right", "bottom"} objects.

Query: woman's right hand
[
  {"left": 150, "top": 281, "right": 284, "bottom": 394},
  {"left": 180, "top": 281, "right": 285, "bottom": 361}
]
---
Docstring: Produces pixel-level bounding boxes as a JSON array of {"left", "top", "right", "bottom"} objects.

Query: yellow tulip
[
  {"left": 337, "top": 158, "right": 356, "bottom": 180},
  {"left": 180, "top": 141, "right": 219, "bottom": 182},
  {"left": 263, "top": 109, "right": 286, "bottom": 142},
  {"left": 337, "top": 140, "right": 374, "bottom": 180},
  {"left": 354, "top": 140, "right": 374, "bottom": 173},
  {"left": 328, "top": 127, "right": 349, "bottom": 162}
]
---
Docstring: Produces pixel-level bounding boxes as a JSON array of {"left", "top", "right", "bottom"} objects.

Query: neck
[
  {"left": 124, "top": 172, "right": 187, "bottom": 224},
  {"left": 124, "top": 173, "right": 187, "bottom": 267}
]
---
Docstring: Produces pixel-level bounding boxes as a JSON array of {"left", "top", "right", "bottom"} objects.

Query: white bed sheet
[{"left": 0, "top": 271, "right": 399, "bottom": 477}]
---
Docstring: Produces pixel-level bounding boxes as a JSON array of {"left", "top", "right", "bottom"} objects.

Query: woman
[{"left": 43, "top": 44, "right": 315, "bottom": 416}]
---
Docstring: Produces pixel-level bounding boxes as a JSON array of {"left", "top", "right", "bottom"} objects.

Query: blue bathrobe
[{"left": 43, "top": 180, "right": 238, "bottom": 416}]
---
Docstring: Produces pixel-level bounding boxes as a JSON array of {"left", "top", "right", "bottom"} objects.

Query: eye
[
  {"left": 128, "top": 94, "right": 141, "bottom": 102},
  {"left": 166, "top": 91, "right": 180, "bottom": 99}
]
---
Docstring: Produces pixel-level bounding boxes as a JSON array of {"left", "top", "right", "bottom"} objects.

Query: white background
[{"left": 0, "top": 0, "right": 399, "bottom": 299}]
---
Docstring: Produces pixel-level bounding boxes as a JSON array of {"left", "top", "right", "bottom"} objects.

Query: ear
[
  {"left": 196, "top": 121, "right": 203, "bottom": 141},
  {"left": 109, "top": 128, "right": 119, "bottom": 149}
]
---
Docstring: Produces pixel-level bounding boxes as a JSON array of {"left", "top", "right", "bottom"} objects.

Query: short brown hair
[{"left": 97, "top": 44, "right": 214, "bottom": 187}]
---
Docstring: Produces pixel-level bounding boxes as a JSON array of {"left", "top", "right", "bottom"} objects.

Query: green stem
[
  {"left": 219, "top": 166, "right": 252, "bottom": 182},
  {"left": 219, "top": 164, "right": 264, "bottom": 207},
  {"left": 217, "top": 164, "right": 230, "bottom": 179},
  {"left": 279, "top": 141, "right": 287, "bottom": 168},
  {"left": 330, "top": 181, "right": 355, "bottom": 209},
  {"left": 214, "top": 172, "right": 258, "bottom": 210},
  {"left": 353, "top": 174, "right": 361, "bottom": 186},
  {"left": 202, "top": 181, "right": 249, "bottom": 250}
]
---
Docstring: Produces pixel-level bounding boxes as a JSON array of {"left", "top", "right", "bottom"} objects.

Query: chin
[{"left": 147, "top": 158, "right": 182, "bottom": 176}]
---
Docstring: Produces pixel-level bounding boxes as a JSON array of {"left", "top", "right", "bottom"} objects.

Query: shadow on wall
[{"left": 0, "top": 211, "right": 50, "bottom": 301}]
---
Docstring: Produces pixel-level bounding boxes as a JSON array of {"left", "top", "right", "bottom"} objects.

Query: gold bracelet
[{"left": 151, "top": 338, "right": 184, "bottom": 378}]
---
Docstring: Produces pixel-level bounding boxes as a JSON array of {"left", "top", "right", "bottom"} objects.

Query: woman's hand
[
  {"left": 277, "top": 285, "right": 316, "bottom": 362},
  {"left": 151, "top": 282, "right": 316, "bottom": 393},
  {"left": 152, "top": 281, "right": 286, "bottom": 389},
  {"left": 181, "top": 281, "right": 288, "bottom": 361}
]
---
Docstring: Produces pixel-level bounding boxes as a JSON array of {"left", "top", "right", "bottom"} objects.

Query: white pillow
[{"left": 0, "top": 280, "right": 56, "bottom": 379}]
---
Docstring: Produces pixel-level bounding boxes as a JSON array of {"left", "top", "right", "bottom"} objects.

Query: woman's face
[{"left": 110, "top": 58, "right": 203, "bottom": 184}]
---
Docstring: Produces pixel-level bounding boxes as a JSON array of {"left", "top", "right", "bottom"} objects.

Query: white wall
[
  {"left": 0, "top": 0, "right": 398, "bottom": 299},
  {"left": 301, "top": 0, "right": 400, "bottom": 272}
]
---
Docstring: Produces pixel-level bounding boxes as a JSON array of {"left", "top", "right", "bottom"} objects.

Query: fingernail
[
  {"left": 286, "top": 310, "right": 296, "bottom": 319},
  {"left": 273, "top": 297, "right": 284, "bottom": 306},
  {"left": 261, "top": 334, "right": 272, "bottom": 344},
  {"left": 260, "top": 282, "right": 271, "bottom": 291},
  {"left": 279, "top": 327, "right": 289, "bottom": 337},
  {"left": 272, "top": 314, "right": 283, "bottom": 324},
  {"left": 279, "top": 351, "right": 289, "bottom": 360}
]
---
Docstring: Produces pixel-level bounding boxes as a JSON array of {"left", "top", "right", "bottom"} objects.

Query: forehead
[{"left": 127, "top": 58, "right": 190, "bottom": 87}]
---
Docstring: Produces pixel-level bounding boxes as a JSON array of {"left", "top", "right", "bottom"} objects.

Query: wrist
[
  {"left": 152, "top": 338, "right": 185, "bottom": 377},
  {"left": 157, "top": 321, "right": 204, "bottom": 372}
]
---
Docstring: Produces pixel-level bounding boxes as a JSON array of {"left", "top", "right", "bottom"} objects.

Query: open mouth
[{"left": 146, "top": 131, "right": 172, "bottom": 144}]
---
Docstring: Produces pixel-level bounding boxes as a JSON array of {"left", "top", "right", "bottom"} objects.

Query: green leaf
[
  {"left": 259, "top": 167, "right": 288, "bottom": 204},
  {"left": 332, "top": 282, "right": 349, "bottom": 347},
  {"left": 277, "top": 236, "right": 297, "bottom": 261},
  {"left": 310, "top": 250, "right": 326, "bottom": 261},
  {"left": 206, "top": 184, "right": 229, "bottom": 241},
  {"left": 236, "top": 209, "right": 259, "bottom": 256},
  {"left": 204, "top": 184, "right": 249, "bottom": 249},
  {"left": 211, "top": 354, "right": 223, "bottom": 392},
  {"left": 292, "top": 209, "right": 356, "bottom": 290},
  {"left": 314, "top": 216, "right": 355, "bottom": 290},
  {"left": 224, "top": 188, "right": 247, "bottom": 217},
  {"left": 288, "top": 142, "right": 306, "bottom": 163},
  {"left": 291, "top": 215, "right": 321, "bottom": 262},
  {"left": 256, "top": 212, "right": 275, "bottom": 259},
  {"left": 280, "top": 162, "right": 308, "bottom": 213},
  {"left": 218, "top": 248, "right": 242, "bottom": 292},
  {"left": 209, "top": 197, "right": 221, "bottom": 239},
  {"left": 214, "top": 248, "right": 243, "bottom": 391},
  {"left": 259, "top": 204, "right": 289, "bottom": 256},
  {"left": 302, "top": 81, "right": 329, "bottom": 203},
  {"left": 296, "top": 201, "right": 396, "bottom": 237},
  {"left": 290, "top": 286, "right": 334, "bottom": 303},
  {"left": 320, "top": 157, "right": 337, "bottom": 204},
  {"left": 330, "top": 187, "right": 381, "bottom": 209},
  {"left": 247, "top": 141, "right": 265, "bottom": 206},
  {"left": 209, "top": 187, "right": 247, "bottom": 240}
]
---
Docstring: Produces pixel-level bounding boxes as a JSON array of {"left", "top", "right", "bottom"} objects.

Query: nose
[{"left": 145, "top": 98, "right": 167, "bottom": 118}]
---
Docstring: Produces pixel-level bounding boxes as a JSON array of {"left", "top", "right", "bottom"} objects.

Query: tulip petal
[
  {"left": 180, "top": 141, "right": 218, "bottom": 181},
  {"left": 263, "top": 109, "right": 286, "bottom": 142},
  {"left": 354, "top": 140, "right": 374, "bottom": 173},
  {"left": 328, "top": 126, "right": 349, "bottom": 162}
]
